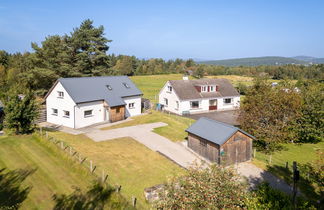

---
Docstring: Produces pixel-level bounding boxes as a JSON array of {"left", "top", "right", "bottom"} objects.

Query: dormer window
[
  {"left": 106, "top": 85, "right": 112, "bottom": 90},
  {"left": 210, "top": 86, "right": 216, "bottom": 92},
  {"left": 167, "top": 86, "right": 172, "bottom": 93},
  {"left": 57, "top": 91, "right": 64, "bottom": 98},
  {"left": 123, "top": 83, "right": 130, "bottom": 89},
  {"left": 201, "top": 86, "right": 207, "bottom": 92}
]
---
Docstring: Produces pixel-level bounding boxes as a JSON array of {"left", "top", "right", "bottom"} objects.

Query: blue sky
[{"left": 0, "top": 0, "right": 323, "bottom": 60}]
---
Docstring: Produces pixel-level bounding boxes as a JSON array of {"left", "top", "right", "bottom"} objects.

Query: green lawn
[
  {"left": 0, "top": 134, "right": 94, "bottom": 209},
  {"left": 101, "top": 111, "right": 195, "bottom": 142},
  {"left": 47, "top": 132, "right": 184, "bottom": 209},
  {"left": 253, "top": 142, "right": 324, "bottom": 201}
]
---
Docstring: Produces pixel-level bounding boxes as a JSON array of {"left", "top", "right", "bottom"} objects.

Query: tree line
[{"left": 0, "top": 19, "right": 323, "bottom": 97}]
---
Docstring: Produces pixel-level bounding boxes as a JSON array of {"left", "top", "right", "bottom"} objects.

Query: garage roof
[{"left": 186, "top": 117, "right": 255, "bottom": 145}]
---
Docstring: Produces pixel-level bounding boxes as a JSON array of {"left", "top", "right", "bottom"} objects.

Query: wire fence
[{"left": 37, "top": 127, "right": 140, "bottom": 208}]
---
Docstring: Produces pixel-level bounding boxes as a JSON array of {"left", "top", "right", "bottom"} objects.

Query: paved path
[
  {"left": 236, "top": 162, "right": 295, "bottom": 195},
  {"left": 86, "top": 122, "right": 204, "bottom": 169}
]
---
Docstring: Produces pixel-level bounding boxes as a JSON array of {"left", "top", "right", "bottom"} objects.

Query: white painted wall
[
  {"left": 74, "top": 101, "right": 106, "bottom": 129},
  {"left": 123, "top": 96, "right": 141, "bottom": 117},
  {"left": 159, "top": 81, "right": 182, "bottom": 115},
  {"left": 158, "top": 81, "right": 240, "bottom": 115},
  {"left": 46, "top": 82, "right": 76, "bottom": 128}
]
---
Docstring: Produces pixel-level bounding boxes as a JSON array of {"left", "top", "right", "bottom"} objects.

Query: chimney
[{"left": 182, "top": 75, "right": 189, "bottom": 80}]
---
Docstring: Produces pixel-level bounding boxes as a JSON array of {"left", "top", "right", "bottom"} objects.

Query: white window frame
[
  {"left": 167, "top": 86, "right": 172, "bottom": 93},
  {"left": 57, "top": 91, "right": 64, "bottom": 98},
  {"left": 201, "top": 86, "right": 207, "bottom": 92},
  {"left": 129, "top": 102, "right": 135, "bottom": 109},
  {"left": 223, "top": 98, "right": 233, "bottom": 105},
  {"left": 63, "top": 110, "right": 70, "bottom": 118},
  {"left": 210, "top": 86, "right": 215, "bottom": 92},
  {"left": 84, "top": 110, "right": 93, "bottom": 118},
  {"left": 164, "top": 98, "right": 168, "bottom": 107},
  {"left": 52, "top": 108, "right": 58, "bottom": 116},
  {"left": 190, "top": 101, "right": 200, "bottom": 109}
]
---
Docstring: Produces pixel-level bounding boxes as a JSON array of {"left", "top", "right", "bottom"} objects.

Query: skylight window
[
  {"left": 106, "top": 85, "right": 112, "bottom": 90},
  {"left": 123, "top": 83, "right": 130, "bottom": 88}
]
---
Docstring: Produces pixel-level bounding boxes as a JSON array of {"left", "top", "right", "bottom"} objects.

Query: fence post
[
  {"left": 40, "top": 127, "right": 43, "bottom": 136},
  {"left": 132, "top": 196, "right": 137, "bottom": 207},
  {"left": 90, "top": 160, "right": 93, "bottom": 172},
  {"left": 269, "top": 155, "right": 272, "bottom": 164},
  {"left": 78, "top": 154, "right": 82, "bottom": 163},
  {"left": 46, "top": 131, "right": 48, "bottom": 139},
  {"left": 69, "top": 147, "right": 72, "bottom": 155},
  {"left": 60, "top": 141, "right": 64, "bottom": 149},
  {"left": 253, "top": 148, "right": 256, "bottom": 158},
  {"left": 102, "top": 170, "right": 105, "bottom": 183}
]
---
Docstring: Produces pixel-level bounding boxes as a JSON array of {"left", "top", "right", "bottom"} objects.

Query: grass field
[
  {"left": 130, "top": 74, "right": 193, "bottom": 104},
  {"left": 48, "top": 132, "right": 184, "bottom": 208},
  {"left": 253, "top": 141, "right": 324, "bottom": 201},
  {"left": 0, "top": 135, "right": 95, "bottom": 209},
  {"left": 101, "top": 111, "right": 195, "bottom": 142}
]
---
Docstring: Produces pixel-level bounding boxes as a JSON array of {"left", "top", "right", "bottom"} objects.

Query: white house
[
  {"left": 159, "top": 77, "right": 240, "bottom": 115},
  {"left": 45, "top": 76, "right": 142, "bottom": 129}
]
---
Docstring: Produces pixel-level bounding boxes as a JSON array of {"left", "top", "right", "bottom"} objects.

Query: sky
[{"left": 0, "top": 0, "right": 324, "bottom": 60}]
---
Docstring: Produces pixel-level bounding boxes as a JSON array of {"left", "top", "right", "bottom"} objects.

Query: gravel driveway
[
  {"left": 186, "top": 110, "right": 239, "bottom": 125},
  {"left": 85, "top": 122, "right": 204, "bottom": 168}
]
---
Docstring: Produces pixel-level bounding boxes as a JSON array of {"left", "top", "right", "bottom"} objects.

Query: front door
[{"left": 209, "top": 99, "right": 217, "bottom": 110}]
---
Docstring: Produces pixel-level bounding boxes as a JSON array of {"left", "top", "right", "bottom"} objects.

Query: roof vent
[
  {"left": 123, "top": 83, "right": 130, "bottom": 88},
  {"left": 106, "top": 85, "right": 112, "bottom": 90}
]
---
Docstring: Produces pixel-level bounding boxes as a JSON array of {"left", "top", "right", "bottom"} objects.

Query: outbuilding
[{"left": 186, "top": 117, "right": 255, "bottom": 165}]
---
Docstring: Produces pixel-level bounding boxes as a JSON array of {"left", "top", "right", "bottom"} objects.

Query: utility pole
[{"left": 292, "top": 161, "right": 300, "bottom": 209}]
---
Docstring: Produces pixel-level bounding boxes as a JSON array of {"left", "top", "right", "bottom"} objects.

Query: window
[
  {"left": 106, "top": 85, "right": 112, "bottom": 90},
  {"left": 190, "top": 101, "right": 199, "bottom": 109},
  {"left": 63, "top": 110, "right": 70, "bottom": 118},
  {"left": 84, "top": 110, "right": 93, "bottom": 117},
  {"left": 123, "top": 83, "right": 130, "bottom": 88},
  {"left": 224, "top": 98, "right": 233, "bottom": 104},
  {"left": 57, "top": 91, "right": 64, "bottom": 98},
  {"left": 167, "top": 86, "right": 172, "bottom": 93},
  {"left": 164, "top": 98, "right": 168, "bottom": 106},
  {"left": 176, "top": 101, "right": 179, "bottom": 110},
  {"left": 129, "top": 103, "right": 135, "bottom": 109},
  {"left": 116, "top": 107, "right": 120, "bottom": 113},
  {"left": 52, "top": 108, "right": 58, "bottom": 116},
  {"left": 201, "top": 86, "right": 207, "bottom": 92},
  {"left": 210, "top": 86, "right": 215, "bottom": 92},
  {"left": 200, "top": 140, "right": 207, "bottom": 147}
]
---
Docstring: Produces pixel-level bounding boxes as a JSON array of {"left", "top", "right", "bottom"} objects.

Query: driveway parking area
[{"left": 185, "top": 110, "right": 239, "bottom": 125}]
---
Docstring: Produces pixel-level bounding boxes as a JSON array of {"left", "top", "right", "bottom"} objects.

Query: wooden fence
[{"left": 37, "top": 127, "right": 139, "bottom": 208}]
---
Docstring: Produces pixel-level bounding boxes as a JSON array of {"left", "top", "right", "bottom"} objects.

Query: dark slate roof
[
  {"left": 169, "top": 78, "right": 239, "bottom": 100},
  {"left": 55, "top": 76, "right": 142, "bottom": 107},
  {"left": 186, "top": 117, "right": 255, "bottom": 145}
]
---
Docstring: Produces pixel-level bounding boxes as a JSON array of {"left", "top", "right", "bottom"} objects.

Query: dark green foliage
[
  {"left": 294, "top": 82, "right": 324, "bottom": 143},
  {"left": 193, "top": 66, "right": 205, "bottom": 78},
  {"left": 248, "top": 182, "right": 314, "bottom": 209},
  {"left": 4, "top": 90, "right": 39, "bottom": 134},
  {"left": 53, "top": 181, "right": 132, "bottom": 210},
  {"left": 239, "top": 78, "right": 302, "bottom": 151},
  {"left": 236, "top": 82, "right": 249, "bottom": 95},
  {"left": 0, "top": 168, "right": 35, "bottom": 209}
]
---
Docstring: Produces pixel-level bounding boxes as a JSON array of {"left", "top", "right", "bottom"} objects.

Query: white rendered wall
[
  {"left": 217, "top": 96, "right": 240, "bottom": 111},
  {"left": 74, "top": 101, "right": 106, "bottom": 129},
  {"left": 123, "top": 96, "right": 142, "bottom": 117},
  {"left": 46, "top": 82, "right": 76, "bottom": 128},
  {"left": 159, "top": 82, "right": 182, "bottom": 115}
]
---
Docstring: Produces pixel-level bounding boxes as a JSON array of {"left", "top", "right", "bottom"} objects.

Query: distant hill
[
  {"left": 198, "top": 56, "right": 308, "bottom": 66},
  {"left": 292, "top": 56, "right": 324, "bottom": 64}
]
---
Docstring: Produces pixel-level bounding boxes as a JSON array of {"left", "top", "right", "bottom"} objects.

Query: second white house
[{"left": 159, "top": 77, "right": 240, "bottom": 115}]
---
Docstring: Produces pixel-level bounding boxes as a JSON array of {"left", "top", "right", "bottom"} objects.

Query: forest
[{"left": 0, "top": 19, "right": 323, "bottom": 97}]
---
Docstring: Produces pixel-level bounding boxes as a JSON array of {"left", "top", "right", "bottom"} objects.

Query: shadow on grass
[
  {"left": 0, "top": 168, "right": 36, "bottom": 209},
  {"left": 248, "top": 164, "right": 321, "bottom": 208},
  {"left": 53, "top": 181, "right": 135, "bottom": 210}
]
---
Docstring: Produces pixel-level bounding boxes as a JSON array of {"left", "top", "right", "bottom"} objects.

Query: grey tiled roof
[
  {"left": 169, "top": 78, "right": 239, "bottom": 100},
  {"left": 186, "top": 117, "right": 255, "bottom": 145},
  {"left": 57, "top": 76, "right": 142, "bottom": 107}
]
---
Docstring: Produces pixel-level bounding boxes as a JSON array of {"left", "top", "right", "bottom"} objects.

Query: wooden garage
[{"left": 186, "top": 117, "right": 255, "bottom": 165}]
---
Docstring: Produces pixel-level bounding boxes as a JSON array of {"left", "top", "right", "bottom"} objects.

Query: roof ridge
[
  {"left": 59, "top": 75, "right": 128, "bottom": 80},
  {"left": 199, "top": 117, "right": 238, "bottom": 130}
]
